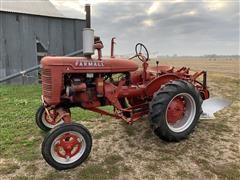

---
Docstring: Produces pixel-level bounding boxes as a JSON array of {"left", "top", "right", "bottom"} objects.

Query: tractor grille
[{"left": 41, "top": 68, "right": 52, "bottom": 99}]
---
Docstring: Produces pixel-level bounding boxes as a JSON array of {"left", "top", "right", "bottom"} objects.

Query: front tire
[
  {"left": 149, "top": 80, "right": 202, "bottom": 142},
  {"left": 41, "top": 123, "right": 92, "bottom": 170},
  {"left": 35, "top": 105, "right": 67, "bottom": 132}
]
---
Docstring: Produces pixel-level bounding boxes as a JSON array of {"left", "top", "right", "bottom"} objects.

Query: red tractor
[
  {"left": 36, "top": 35, "right": 209, "bottom": 170},
  {"left": 35, "top": 4, "right": 211, "bottom": 170}
]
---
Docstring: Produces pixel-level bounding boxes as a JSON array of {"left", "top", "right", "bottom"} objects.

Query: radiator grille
[{"left": 41, "top": 68, "right": 52, "bottom": 99}]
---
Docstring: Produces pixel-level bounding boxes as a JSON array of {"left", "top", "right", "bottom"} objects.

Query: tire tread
[{"left": 149, "top": 80, "right": 202, "bottom": 142}]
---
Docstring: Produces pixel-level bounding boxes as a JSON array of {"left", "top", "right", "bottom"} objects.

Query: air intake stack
[{"left": 83, "top": 4, "right": 94, "bottom": 57}]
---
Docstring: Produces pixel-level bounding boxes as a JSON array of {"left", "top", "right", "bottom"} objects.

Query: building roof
[{"left": 0, "top": 0, "right": 83, "bottom": 19}]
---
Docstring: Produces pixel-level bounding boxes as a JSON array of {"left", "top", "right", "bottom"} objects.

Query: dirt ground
[{"left": 0, "top": 58, "right": 239, "bottom": 180}]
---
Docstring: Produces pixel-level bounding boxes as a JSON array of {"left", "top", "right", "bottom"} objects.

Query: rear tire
[
  {"left": 41, "top": 123, "right": 92, "bottom": 170},
  {"left": 149, "top": 80, "right": 202, "bottom": 142}
]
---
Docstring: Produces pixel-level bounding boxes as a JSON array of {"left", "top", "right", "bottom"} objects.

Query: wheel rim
[
  {"left": 50, "top": 131, "right": 86, "bottom": 164},
  {"left": 42, "top": 110, "right": 64, "bottom": 128},
  {"left": 165, "top": 93, "right": 196, "bottom": 133}
]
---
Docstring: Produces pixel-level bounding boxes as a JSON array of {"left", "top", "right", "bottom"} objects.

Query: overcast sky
[{"left": 50, "top": 0, "right": 239, "bottom": 56}]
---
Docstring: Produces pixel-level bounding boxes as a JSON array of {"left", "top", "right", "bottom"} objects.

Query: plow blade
[{"left": 200, "top": 97, "right": 231, "bottom": 119}]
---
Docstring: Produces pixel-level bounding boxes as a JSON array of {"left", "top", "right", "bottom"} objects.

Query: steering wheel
[{"left": 135, "top": 43, "right": 149, "bottom": 62}]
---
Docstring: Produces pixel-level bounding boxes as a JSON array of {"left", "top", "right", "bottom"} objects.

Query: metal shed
[{"left": 0, "top": 0, "right": 86, "bottom": 84}]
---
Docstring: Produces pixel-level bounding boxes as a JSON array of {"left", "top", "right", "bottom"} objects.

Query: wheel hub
[
  {"left": 45, "top": 109, "right": 59, "bottom": 125},
  {"left": 167, "top": 96, "right": 186, "bottom": 124},
  {"left": 54, "top": 133, "right": 82, "bottom": 159}
]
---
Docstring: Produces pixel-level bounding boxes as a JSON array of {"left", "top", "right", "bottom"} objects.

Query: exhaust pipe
[{"left": 85, "top": 4, "right": 91, "bottom": 28}]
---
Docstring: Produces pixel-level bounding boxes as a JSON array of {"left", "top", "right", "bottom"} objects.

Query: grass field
[{"left": 0, "top": 58, "right": 239, "bottom": 179}]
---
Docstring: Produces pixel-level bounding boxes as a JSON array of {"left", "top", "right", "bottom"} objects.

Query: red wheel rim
[
  {"left": 165, "top": 93, "right": 196, "bottom": 133},
  {"left": 50, "top": 131, "right": 86, "bottom": 164},
  {"left": 44, "top": 110, "right": 59, "bottom": 125},
  {"left": 167, "top": 95, "right": 186, "bottom": 124},
  {"left": 54, "top": 133, "right": 81, "bottom": 159}
]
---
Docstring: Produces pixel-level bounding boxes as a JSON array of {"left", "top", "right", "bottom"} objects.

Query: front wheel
[
  {"left": 41, "top": 123, "right": 92, "bottom": 170},
  {"left": 35, "top": 105, "right": 69, "bottom": 132},
  {"left": 149, "top": 80, "right": 202, "bottom": 142}
]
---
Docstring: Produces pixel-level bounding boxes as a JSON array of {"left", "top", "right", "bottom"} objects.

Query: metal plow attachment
[{"left": 200, "top": 97, "right": 231, "bottom": 119}]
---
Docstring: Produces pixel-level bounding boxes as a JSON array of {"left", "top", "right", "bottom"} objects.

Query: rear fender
[{"left": 145, "top": 74, "right": 179, "bottom": 96}]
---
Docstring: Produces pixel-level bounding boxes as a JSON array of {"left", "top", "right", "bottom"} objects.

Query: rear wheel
[
  {"left": 149, "top": 80, "right": 202, "bottom": 142},
  {"left": 41, "top": 123, "right": 92, "bottom": 170}
]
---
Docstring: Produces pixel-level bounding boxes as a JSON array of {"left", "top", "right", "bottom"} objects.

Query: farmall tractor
[{"left": 35, "top": 5, "right": 216, "bottom": 170}]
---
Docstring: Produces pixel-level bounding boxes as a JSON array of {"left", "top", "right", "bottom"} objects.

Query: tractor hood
[{"left": 41, "top": 56, "right": 138, "bottom": 73}]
